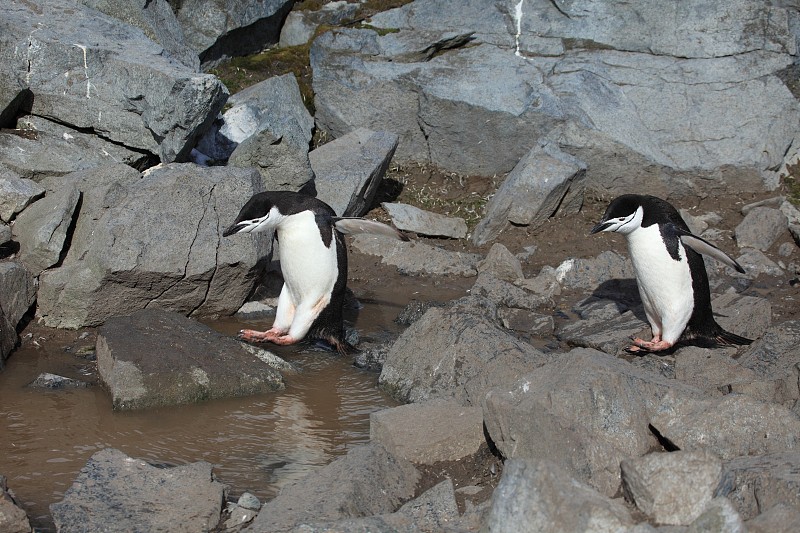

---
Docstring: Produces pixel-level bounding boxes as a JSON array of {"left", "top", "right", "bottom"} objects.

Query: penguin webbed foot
[
  {"left": 626, "top": 336, "right": 674, "bottom": 354},
  {"left": 239, "top": 328, "right": 284, "bottom": 343}
]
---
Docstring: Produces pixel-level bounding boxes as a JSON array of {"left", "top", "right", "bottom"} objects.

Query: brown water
[{"left": 0, "top": 277, "right": 468, "bottom": 531}]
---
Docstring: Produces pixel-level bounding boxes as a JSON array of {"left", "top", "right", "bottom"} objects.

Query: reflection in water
[{"left": 0, "top": 277, "right": 467, "bottom": 531}]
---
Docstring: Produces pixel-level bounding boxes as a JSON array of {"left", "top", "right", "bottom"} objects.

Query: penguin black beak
[
  {"left": 590, "top": 221, "right": 611, "bottom": 235},
  {"left": 222, "top": 224, "right": 240, "bottom": 237}
]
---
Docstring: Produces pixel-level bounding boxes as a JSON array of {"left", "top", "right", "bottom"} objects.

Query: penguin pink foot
[
  {"left": 239, "top": 329, "right": 283, "bottom": 343},
  {"left": 628, "top": 336, "right": 673, "bottom": 352}
]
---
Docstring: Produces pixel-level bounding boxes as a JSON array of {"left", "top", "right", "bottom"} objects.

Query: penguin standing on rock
[
  {"left": 224, "top": 191, "right": 408, "bottom": 354},
  {"left": 591, "top": 194, "right": 752, "bottom": 353}
]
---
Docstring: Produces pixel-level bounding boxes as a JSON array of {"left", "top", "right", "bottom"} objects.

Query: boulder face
[
  {"left": 36, "top": 163, "right": 270, "bottom": 328},
  {"left": 1, "top": 0, "right": 228, "bottom": 163},
  {"left": 311, "top": 0, "right": 800, "bottom": 192}
]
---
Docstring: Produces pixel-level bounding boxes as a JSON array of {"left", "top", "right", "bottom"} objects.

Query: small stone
[
  {"left": 28, "top": 372, "right": 90, "bottom": 389},
  {"left": 478, "top": 243, "right": 524, "bottom": 281},
  {"left": 382, "top": 202, "right": 468, "bottom": 239},
  {"left": 236, "top": 492, "right": 261, "bottom": 511}
]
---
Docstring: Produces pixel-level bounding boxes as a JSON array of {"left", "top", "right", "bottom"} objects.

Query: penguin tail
[{"left": 714, "top": 328, "right": 753, "bottom": 347}]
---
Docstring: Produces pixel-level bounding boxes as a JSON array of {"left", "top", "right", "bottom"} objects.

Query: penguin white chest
[
  {"left": 626, "top": 225, "right": 694, "bottom": 341},
  {"left": 276, "top": 212, "right": 339, "bottom": 303}
]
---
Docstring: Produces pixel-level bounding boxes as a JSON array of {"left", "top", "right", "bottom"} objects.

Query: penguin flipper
[
  {"left": 333, "top": 218, "right": 410, "bottom": 241},
  {"left": 675, "top": 229, "right": 745, "bottom": 274}
]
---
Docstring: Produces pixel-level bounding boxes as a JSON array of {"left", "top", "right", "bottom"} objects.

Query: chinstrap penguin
[
  {"left": 224, "top": 191, "right": 408, "bottom": 353},
  {"left": 591, "top": 194, "right": 752, "bottom": 353}
]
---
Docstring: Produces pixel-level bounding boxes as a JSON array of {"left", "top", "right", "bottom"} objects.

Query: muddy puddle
[{"left": 0, "top": 275, "right": 469, "bottom": 531}]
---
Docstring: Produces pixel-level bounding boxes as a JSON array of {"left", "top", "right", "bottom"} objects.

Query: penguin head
[
  {"left": 590, "top": 194, "right": 645, "bottom": 236},
  {"left": 223, "top": 192, "right": 287, "bottom": 237}
]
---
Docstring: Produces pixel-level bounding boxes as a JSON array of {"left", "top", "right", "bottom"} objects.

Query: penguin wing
[
  {"left": 674, "top": 227, "right": 745, "bottom": 274},
  {"left": 333, "top": 218, "right": 410, "bottom": 241}
]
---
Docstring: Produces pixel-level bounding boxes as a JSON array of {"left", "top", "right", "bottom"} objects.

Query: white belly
[
  {"left": 626, "top": 226, "right": 694, "bottom": 343},
  {"left": 277, "top": 212, "right": 338, "bottom": 306}
]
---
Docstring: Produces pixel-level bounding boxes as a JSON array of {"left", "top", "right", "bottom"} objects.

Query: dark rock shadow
[{"left": 581, "top": 278, "right": 647, "bottom": 322}]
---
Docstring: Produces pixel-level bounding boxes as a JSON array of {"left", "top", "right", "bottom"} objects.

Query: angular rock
[
  {"left": 229, "top": 129, "right": 314, "bottom": 191},
  {"left": 50, "top": 448, "right": 224, "bottom": 533},
  {"left": 0, "top": 474, "right": 31, "bottom": 533},
  {"left": 483, "top": 458, "right": 635, "bottom": 533},
  {"left": 81, "top": 0, "right": 200, "bottom": 70},
  {"left": 382, "top": 202, "right": 467, "bottom": 239},
  {"left": 37, "top": 163, "right": 269, "bottom": 328},
  {"left": 720, "top": 453, "right": 800, "bottom": 520},
  {"left": 379, "top": 296, "right": 553, "bottom": 406},
  {"left": 201, "top": 73, "right": 314, "bottom": 162},
  {"left": 686, "top": 497, "right": 745, "bottom": 533},
  {"left": 0, "top": 175, "right": 45, "bottom": 223},
  {"left": 370, "top": 399, "right": 484, "bottom": 465},
  {"left": 483, "top": 348, "right": 705, "bottom": 496},
  {"left": 735, "top": 248, "right": 783, "bottom": 277},
  {"left": 279, "top": 1, "right": 360, "bottom": 47},
  {"left": 2, "top": 0, "right": 228, "bottom": 162},
  {"left": 738, "top": 320, "right": 800, "bottom": 402},
  {"left": 0, "top": 116, "right": 150, "bottom": 180},
  {"left": 651, "top": 392, "right": 800, "bottom": 459},
  {"left": 351, "top": 234, "right": 480, "bottom": 277},
  {"left": 471, "top": 273, "right": 551, "bottom": 311},
  {"left": 174, "top": 0, "right": 292, "bottom": 65},
  {"left": 620, "top": 451, "right": 722, "bottom": 525},
  {"left": 746, "top": 504, "right": 800, "bottom": 533},
  {"left": 557, "top": 308, "right": 648, "bottom": 355},
  {"left": 735, "top": 207, "right": 788, "bottom": 251},
  {"left": 96, "top": 309, "right": 285, "bottom": 410},
  {"left": 553, "top": 251, "right": 635, "bottom": 290},
  {"left": 0, "top": 222, "right": 9, "bottom": 246},
  {"left": 247, "top": 443, "right": 419, "bottom": 532},
  {"left": 472, "top": 143, "right": 586, "bottom": 245},
  {"left": 499, "top": 307, "right": 554, "bottom": 336},
  {"left": 674, "top": 347, "right": 790, "bottom": 405},
  {"left": 310, "top": 127, "right": 398, "bottom": 217},
  {"left": 477, "top": 243, "right": 524, "bottom": 282},
  {"left": 0, "top": 307, "right": 16, "bottom": 368},
  {"left": 12, "top": 186, "right": 80, "bottom": 275},
  {"left": 710, "top": 292, "right": 771, "bottom": 342},
  {"left": 0, "top": 261, "right": 36, "bottom": 328}
]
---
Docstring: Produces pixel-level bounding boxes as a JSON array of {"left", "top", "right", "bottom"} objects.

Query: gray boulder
[
  {"left": 174, "top": 0, "right": 293, "bottom": 65},
  {"left": 279, "top": 1, "right": 361, "bottom": 47},
  {"left": 382, "top": 202, "right": 467, "bottom": 239},
  {"left": 621, "top": 451, "right": 723, "bottom": 526},
  {"left": 720, "top": 453, "right": 800, "bottom": 521},
  {"left": 686, "top": 497, "right": 746, "bottom": 533},
  {"left": 201, "top": 73, "right": 314, "bottom": 163},
  {"left": 370, "top": 399, "right": 485, "bottom": 465},
  {"left": 0, "top": 175, "right": 44, "bottom": 223},
  {"left": 0, "top": 261, "right": 36, "bottom": 328},
  {"left": 0, "top": 474, "right": 31, "bottom": 533},
  {"left": 553, "top": 251, "right": 635, "bottom": 290},
  {"left": 735, "top": 207, "right": 788, "bottom": 251},
  {"left": 483, "top": 458, "right": 635, "bottom": 533},
  {"left": 96, "top": 309, "right": 285, "bottom": 409},
  {"left": 229, "top": 130, "right": 314, "bottom": 192},
  {"left": 288, "top": 479, "right": 459, "bottom": 533},
  {"left": 0, "top": 308, "right": 16, "bottom": 369},
  {"left": 651, "top": 391, "right": 800, "bottom": 459},
  {"left": 36, "top": 163, "right": 269, "bottom": 328},
  {"left": 50, "top": 448, "right": 224, "bottom": 532},
  {"left": 379, "top": 296, "right": 554, "bottom": 406},
  {"left": 12, "top": 186, "right": 80, "bottom": 275},
  {"left": 0, "top": 116, "right": 150, "bottom": 181},
  {"left": 310, "top": 127, "right": 398, "bottom": 217},
  {"left": 247, "top": 443, "right": 419, "bottom": 532},
  {"left": 483, "top": 348, "right": 705, "bottom": 496},
  {"left": 470, "top": 273, "right": 553, "bottom": 311},
  {"left": 350, "top": 234, "right": 481, "bottom": 277},
  {"left": 746, "top": 504, "right": 800, "bottom": 533},
  {"left": 80, "top": 0, "right": 200, "bottom": 70},
  {"left": 313, "top": 0, "right": 798, "bottom": 191},
  {"left": 472, "top": 143, "right": 586, "bottom": 245},
  {"left": 0, "top": 222, "right": 9, "bottom": 246},
  {"left": 476, "top": 243, "right": 524, "bottom": 282},
  {"left": 738, "top": 320, "right": 800, "bottom": 404},
  {"left": 1, "top": 0, "right": 228, "bottom": 162}
]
